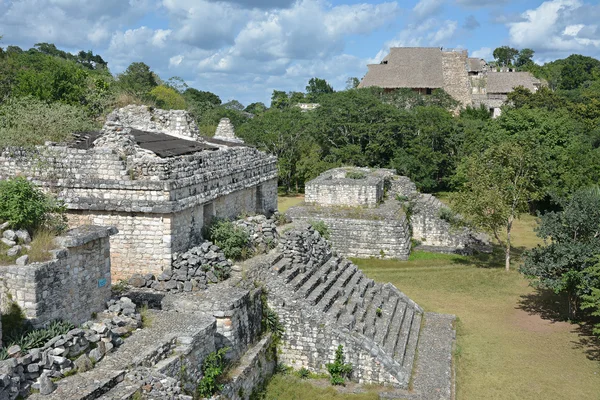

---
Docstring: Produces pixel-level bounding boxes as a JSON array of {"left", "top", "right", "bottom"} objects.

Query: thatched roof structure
[
  {"left": 358, "top": 47, "right": 444, "bottom": 89},
  {"left": 467, "top": 58, "right": 486, "bottom": 72},
  {"left": 486, "top": 72, "right": 541, "bottom": 94}
]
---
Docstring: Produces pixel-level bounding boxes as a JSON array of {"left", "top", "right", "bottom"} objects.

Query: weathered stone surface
[
  {"left": 15, "top": 230, "right": 31, "bottom": 244},
  {"left": 15, "top": 255, "right": 29, "bottom": 266},
  {"left": 74, "top": 354, "right": 93, "bottom": 373},
  {"left": 38, "top": 373, "right": 57, "bottom": 395},
  {"left": 3, "top": 230, "right": 16, "bottom": 241},
  {"left": 6, "top": 245, "right": 21, "bottom": 257}
]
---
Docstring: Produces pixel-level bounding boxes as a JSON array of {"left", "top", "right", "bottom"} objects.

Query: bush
[
  {"left": 0, "top": 177, "right": 66, "bottom": 232},
  {"left": 0, "top": 97, "right": 96, "bottom": 148},
  {"left": 207, "top": 220, "right": 250, "bottom": 260},
  {"left": 310, "top": 220, "right": 330, "bottom": 240},
  {"left": 345, "top": 170, "right": 366, "bottom": 180},
  {"left": 326, "top": 345, "right": 352, "bottom": 386},
  {"left": 196, "top": 347, "right": 229, "bottom": 397}
]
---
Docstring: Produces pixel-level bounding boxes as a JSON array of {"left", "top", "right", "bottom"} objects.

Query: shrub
[
  {"left": 207, "top": 220, "right": 250, "bottom": 260},
  {"left": 28, "top": 229, "right": 58, "bottom": 263},
  {"left": 310, "top": 220, "right": 330, "bottom": 240},
  {"left": 0, "top": 177, "right": 66, "bottom": 232},
  {"left": 0, "top": 97, "right": 96, "bottom": 148},
  {"left": 326, "top": 345, "right": 353, "bottom": 386},
  {"left": 345, "top": 170, "right": 366, "bottom": 180},
  {"left": 149, "top": 85, "right": 186, "bottom": 110},
  {"left": 438, "top": 207, "right": 461, "bottom": 226},
  {"left": 196, "top": 347, "right": 229, "bottom": 397},
  {"left": 297, "top": 367, "right": 310, "bottom": 379}
]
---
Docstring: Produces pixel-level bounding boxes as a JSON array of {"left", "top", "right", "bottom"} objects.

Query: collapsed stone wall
[
  {"left": 305, "top": 168, "right": 385, "bottom": 208},
  {"left": 0, "top": 226, "right": 117, "bottom": 327},
  {"left": 104, "top": 105, "right": 200, "bottom": 140}
]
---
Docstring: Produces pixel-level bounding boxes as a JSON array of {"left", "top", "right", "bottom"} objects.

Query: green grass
[
  {"left": 261, "top": 375, "right": 381, "bottom": 400},
  {"left": 278, "top": 195, "right": 304, "bottom": 213},
  {"left": 263, "top": 217, "right": 600, "bottom": 399}
]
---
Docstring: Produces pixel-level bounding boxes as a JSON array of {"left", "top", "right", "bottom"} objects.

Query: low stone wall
[
  {"left": 220, "top": 333, "right": 276, "bottom": 400},
  {"left": 0, "top": 226, "right": 117, "bottom": 327},
  {"left": 305, "top": 168, "right": 385, "bottom": 208}
]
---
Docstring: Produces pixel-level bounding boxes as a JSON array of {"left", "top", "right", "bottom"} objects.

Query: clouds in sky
[{"left": 1, "top": 0, "right": 600, "bottom": 104}]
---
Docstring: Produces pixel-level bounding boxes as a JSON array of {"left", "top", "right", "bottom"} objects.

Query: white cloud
[
  {"left": 413, "top": 0, "right": 444, "bottom": 20},
  {"left": 507, "top": 0, "right": 600, "bottom": 55},
  {"left": 471, "top": 46, "right": 492, "bottom": 60}
]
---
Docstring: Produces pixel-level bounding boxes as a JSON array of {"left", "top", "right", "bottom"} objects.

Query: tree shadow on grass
[
  {"left": 451, "top": 244, "right": 529, "bottom": 269},
  {"left": 517, "top": 288, "right": 600, "bottom": 361}
]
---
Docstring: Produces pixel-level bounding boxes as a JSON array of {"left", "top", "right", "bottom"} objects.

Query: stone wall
[
  {"left": 0, "top": 226, "right": 117, "bottom": 327},
  {"left": 305, "top": 168, "right": 384, "bottom": 208},
  {"left": 442, "top": 51, "right": 472, "bottom": 109}
]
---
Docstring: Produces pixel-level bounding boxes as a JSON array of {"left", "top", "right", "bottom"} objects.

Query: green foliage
[
  {"left": 493, "top": 46, "right": 519, "bottom": 67},
  {"left": 521, "top": 188, "right": 600, "bottom": 319},
  {"left": 326, "top": 345, "right": 352, "bottom": 386},
  {"left": 0, "top": 96, "right": 96, "bottom": 147},
  {"left": 580, "top": 260, "right": 600, "bottom": 335},
  {"left": 117, "top": 62, "right": 157, "bottom": 99},
  {"left": 375, "top": 307, "right": 382, "bottom": 317},
  {"left": 305, "top": 77, "right": 334, "bottom": 101},
  {"left": 245, "top": 102, "right": 267, "bottom": 115},
  {"left": 310, "top": 220, "right": 330, "bottom": 240},
  {"left": 345, "top": 170, "right": 366, "bottom": 179},
  {"left": 438, "top": 207, "right": 460, "bottom": 226},
  {"left": 0, "top": 177, "right": 66, "bottom": 232},
  {"left": 207, "top": 219, "right": 250, "bottom": 261},
  {"left": 297, "top": 367, "right": 310, "bottom": 379},
  {"left": 452, "top": 141, "right": 542, "bottom": 270},
  {"left": 149, "top": 85, "right": 186, "bottom": 110},
  {"left": 196, "top": 347, "right": 229, "bottom": 398}
]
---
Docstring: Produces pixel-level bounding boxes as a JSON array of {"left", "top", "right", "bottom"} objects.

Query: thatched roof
[
  {"left": 358, "top": 47, "right": 444, "bottom": 89},
  {"left": 467, "top": 58, "right": 485, "bottom": 72},
  {"left": 486, "top": 72, "right": 541, "bottom": 94}
]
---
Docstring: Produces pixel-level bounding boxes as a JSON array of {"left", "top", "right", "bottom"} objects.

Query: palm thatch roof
[
  {"left": 358, "top": 47, "right": 444, "bottom": 89},
  {"left": 467, "top": 58, "right": 486, "bottom": 72},
  {"left": 486, "top": 72, "right": 541, "bottom": 94}
]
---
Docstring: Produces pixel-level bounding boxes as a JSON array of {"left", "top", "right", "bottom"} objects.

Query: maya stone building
[
  {"left": 288, "top": 167, "right": 488, "bottom": 259},
  {"left": 0, "top": 106, "right": 278, "bottom": 281},
  {"left": 359, "top": 47, "right": 543, "bottom": 115}
]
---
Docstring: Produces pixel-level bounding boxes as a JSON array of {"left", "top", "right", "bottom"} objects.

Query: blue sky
[{"left": 1, "top": 0, "right": 600, "bottom": 105}]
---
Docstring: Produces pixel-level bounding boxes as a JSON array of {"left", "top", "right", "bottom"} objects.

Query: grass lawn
[
  {"left": 263, "top": 213, "right": 600, "bottom": 399},
  {"left": 278, "top": 194, "right": 304, "bottom": 213}
]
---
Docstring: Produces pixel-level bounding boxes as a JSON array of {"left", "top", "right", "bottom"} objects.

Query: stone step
[
  {"left": 400, "top": 312, "right": 422, "bottom": 378},
  {"left": 280, "top": 263, "right": 302, "bottom": 284},
  {"left": 356, "top": 286, "right": 386, "bottom": 337},
  {"left": 327, "top": 269, "right": 364, "bottom": 320},
  {"left": 317, "top": 263, "right": 357, "bottom": 313},
  {"left": 271, "top": 257, "right": 290, "bottom": 274},
  {"left": 296, "top": 258, "right": 338, "bottom": 299},
  {"left": 306, "top": 260, "right": 348, "bottom": 306},
  {"left": 288, "top": 258, "right": 325, "bottom": 291},
  {"left": 394, "top": 307, "right": 415, "bottom": 363},
  {"left": 382, "top": 301, "right": 408, "bottom": 356},
  {"left": 373, "top": 295, "right": 400, "bottom": 347}
]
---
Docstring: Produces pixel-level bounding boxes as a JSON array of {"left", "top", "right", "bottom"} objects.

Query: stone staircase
[{"left": 262, "top": 229, "right": 423, "bottom": 387}]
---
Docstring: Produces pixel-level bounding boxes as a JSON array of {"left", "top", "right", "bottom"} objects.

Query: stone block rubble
[
  {"left": 1, "top": 224, "right": 33, "bottom": 264},
  {"left": 127, "top": 240, "right": 233, "bottom": 292},
  {"left": 0, "top": 297, "right": 141, "bottom": 399}
]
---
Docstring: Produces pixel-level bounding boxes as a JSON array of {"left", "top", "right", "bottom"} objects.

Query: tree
[
  {"left": 521, "top": 188, "right": 600, "bottom": 319},
  {"left": 558, "top": 54, "right": 600, "bottom": 90},
  {"left": 271, "top": 90, "right": 289, "bottom": 109},
  {"left": 149, "top": 85, "right": 186, "bottom": 110},
  {"left": 493, "top": 46, "right": 519, "bottom": 67},
  {"left": 222, "top": 99, "right": 244, "bottom": 111},
  {"left": 515, "top": 48, "right": 535, "bottom": 68},
  {"left": 117, "top": 62, "right": 157, "bottom": 98},
  {"left": 244, "top": 102, "right": 267, "bottom": 115},
  {"left": 183, "top": 88, "right": 221, "bottom": 105},
  {"left": 166, "top": 76, "right": 188, "bottom": 93},
  {"left": 345, "top": 77, "right": 360, "bottom": 90},
  {"left": 452, "top": 141, "right": 543, "bottom": 271},
  {"left": 306, "top": 77, "right": 334, "bottom": 101}
]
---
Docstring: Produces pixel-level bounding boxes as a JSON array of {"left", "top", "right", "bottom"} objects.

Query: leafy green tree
[
  {"left": 149, "top": 85, "right": 186, "bottom": 110},
  {"left": 493, "top": 46, "right": 519, "bottom": 67},
  {"left": 580, "top": 259, "right": 600, "bottom": 334},
  {"left": 117, "top": 62, "right": 157, "bottom": 98},
  {"left": 222, "top": 99, "right": 244, "bottom": 111},
  {"left": 521, "top": 188, "right": 600, "bottom": 319},
  {"left": 306, "top": 77, "right": 334, "bottom": 101},
  {"left": 270, "top": 90, "right": 289, "bottom": 109},
  {"left": 183, "top": 88, "right": 221, "bottom": 105},
  {"left": 345, "top": 77, "right": 360, "bottom": 90},
  {"left": 507, "top": 86, "right": 564, "bottom": 111},
  {"left": 515, "top": 48, "right": 535, "bottom": 68},
  {"left": 238, "top": 108, "right": 310, "bottom": 192},
  {"left": 244, "top": 102, "right": 267, "bottom": 115},
  {"left": 166, "top": 76, "right": 188, "bottom": 93},
  {"left": 452, "top": 141, "right": 543, "bottom": 271},
  {"left": 558, "top": 54, "right": 600, "bottom": 90}
]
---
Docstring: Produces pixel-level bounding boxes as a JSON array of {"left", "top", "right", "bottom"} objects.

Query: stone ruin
[
  {"left": 214, "top": 118, "right": 244, "bottom": 144},
  {"left": 0, "top": 109, "right": 458, "bottom": 399},
  {"left": 0, "top": 105, "right": 277, "bottom": 281},
  {"left": 288, "top": 167, "right": 489, "bottom": 259}
]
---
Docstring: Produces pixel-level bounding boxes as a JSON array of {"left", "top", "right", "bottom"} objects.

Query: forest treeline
[{"left": 1, "top": 41, "right": 600, "bottom": 206}]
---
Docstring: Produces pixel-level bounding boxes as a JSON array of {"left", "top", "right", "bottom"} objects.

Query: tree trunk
[
  {"left": 568, "top": 291, "right": 578, "bottom": 320},
  {"left": 505, "top": 218, "right": 513, "bottom": 272}
]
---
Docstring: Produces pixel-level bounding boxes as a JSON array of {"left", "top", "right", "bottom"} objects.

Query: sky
[{"left": 1, "top": 0, "right": 600, "bottom": 105}]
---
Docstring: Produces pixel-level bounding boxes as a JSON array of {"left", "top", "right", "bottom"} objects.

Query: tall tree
[
  {"left": 117, "top": 62, "right": 157, "bottom": 98},
  {"left": 521, "top": 188, "right": 600, "bottom": 319},
  {"left": 306, "top": 77, "right": 334, "bottom": 101},
  {"left": 493, "top": 46, "right": 519, "bottom": 67},
  {"left": 515, "top": 48, "right": 535, "bottom": 68},
  {"left": 345, "top": 77, "right": 360, "bottom": 90},
  {"left": 452, "top": 141, "right": 543, "bottom": 271}
]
